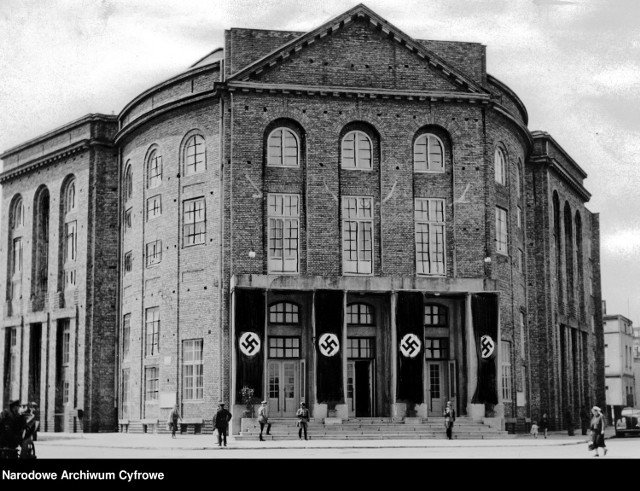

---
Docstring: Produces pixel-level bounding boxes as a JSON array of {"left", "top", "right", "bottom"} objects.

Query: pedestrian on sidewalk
[
  {"left": 589, "top": 406, "right": 607, "bottom": 457},
  {"left": 296, "top": 402, "right": 310, "bottom": 440},
  {"left": 539, "top": 413, "right": 549, "bottom": 439},
  {"left": 258, "top": 400, "right": 271, "bottom": 441},
  {"left": 530, "top": 421, "right": 539, "bottom": 438},
  {"left": 214, "top": 402, "right": 232, "bottom": 447},
  {"left": 444, "top": 401, "right": 456, "bottom": 440},
  {"left": 168, "top": 405, "right": 182, "bottom": 439}
]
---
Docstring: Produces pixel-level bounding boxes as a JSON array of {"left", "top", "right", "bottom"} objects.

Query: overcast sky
[{"left": 1, "top": 0, "right": 638, "bottom": 322}]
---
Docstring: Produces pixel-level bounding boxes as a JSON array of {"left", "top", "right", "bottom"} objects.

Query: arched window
[
  {"left": 414, "top": 133, "right": 444, "bottom": 172},
  {"left": 147, "top": 150, "right": 162, "bottom": 188},
  {"left": 341, "top": 130, "right": 372, "bottom": 170},
  {"left": 124, "top": 163, "right": 133, "bottom": 202},
  {"left": 346, "top": 303, "right": 374, "bottom": 325},
  {"left": 268, "top": 302, "right": 300, "bottom": 324},
  {"left": 495, "top": 147, "right": 506, "bottom": 185},
  {"left": 183, "top": 134, "right": 206, "bottom": 176},
  {"left": 11, "top": 197, "right": 24, "bottom": 230},
  {"left": 64, "top": 179, "right": 76, "bottom": 214},
  {"left": 267, "top": 128, "right": 299, "bottom": 167}
]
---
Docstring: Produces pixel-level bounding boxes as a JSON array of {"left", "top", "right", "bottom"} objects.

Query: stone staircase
[{"left": 235, "top": 416, "right": 514, "bottom": 441}]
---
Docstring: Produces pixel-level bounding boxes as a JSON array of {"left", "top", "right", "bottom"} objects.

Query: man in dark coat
[
  {"left": 0, "top": 400, "right": 28, "bottom": 457},
  {"left": 213, "top": 403, "right": 232, "bottom": 447}
]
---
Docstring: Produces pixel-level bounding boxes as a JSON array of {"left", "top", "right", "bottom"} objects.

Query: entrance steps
[{"left": 236, "top": 416, "right": 514, "bottom": 441}]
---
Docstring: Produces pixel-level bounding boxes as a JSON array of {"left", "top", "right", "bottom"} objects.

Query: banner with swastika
[
  {"left": 396, "top": 292, "right": 424, "bottom": 403},
  {"left": 234, "top": 289, "right": 265, "bottom": 401},
  {"left": 471, "top": 293, "right": 499, "bottom": 405},
  {"left": 315, "top": 290, "right": 343, "bottom": 403}
]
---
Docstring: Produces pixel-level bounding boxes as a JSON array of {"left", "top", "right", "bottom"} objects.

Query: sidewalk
[{"left": 37, "top": 430, "right": 601, "bottom": 451}]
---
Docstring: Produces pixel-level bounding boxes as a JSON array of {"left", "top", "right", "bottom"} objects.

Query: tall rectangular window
[
  {"left": 146, "top": 240, "right": 162, "bottom": 267},
  {"left": 122, "top": 313, "right": 131, "bottom": 360},
  {"left": 65, "top": 221, "right": 77, "bottom": 262},
  {"left": 517, "top": 249, "right": 524, "bottom": 272},
  {"left": 182, "top": 198, "right": 205, "bottom": 246},
  {"left": 62, "top": 320, "right": 71, "bottom": 365},
  {"left": 517, "top": 206, "right": 522, "bottom": 228},
  {"left": 147, "top": 154, "right": 162, "bottom": 188},
  {"left": 124, "top": 208, "right": 132, "bottom": 232},
  {"left": 121, "top": 368, "right": 130, "bottom": 418},
  {"left": 496, "top": 207, "right": 508, "bottom": 254},
  {"left": 415, "top": 198, "right": 446, "bottom": 275},
  {"left": 124, "top": 251, "right": 133, "bottom": 274},
  {"left": 147, "top": 195, "right": 162, "bottom": 221},
  {"left": 183, "top": 339, "right": 204, "bottom": 400},
  {"left": 267, "top": 193, "right": 299, "bottom": 273},
  {"left": 145, "top": 366, "right": 159, "bottom": 401},
  {"left": 342, "top": 196, "right": 373, "bottom": 274},
  {"left": 9, "top": 327, "right": 18, "bottom": 400},
  {"left": 501, "top": 340, "right": 512, "bottom": 401},
  {"left": 145, "top": 307, "right": 160, "bottom": 356},
  {"left": 12, "top": 238, "right": 22, "bottom": 275}
]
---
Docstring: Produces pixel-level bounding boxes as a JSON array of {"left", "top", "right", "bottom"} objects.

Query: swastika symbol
[
  {"left": 480, "top": 334, "right": 495, "bottom": 358},
  {"left": 318, "top": 333, "right": 339, "bottom": 357},
  {"left": 239, "top": 332, "right": 261, "bottom": 357},
  {"left": 400, "top": 333, "right": 421, "bottom": 358}
]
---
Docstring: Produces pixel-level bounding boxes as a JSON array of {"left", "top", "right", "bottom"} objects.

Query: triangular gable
[{"left": 227, "top": 3, "right": 489, "bottom": 96}]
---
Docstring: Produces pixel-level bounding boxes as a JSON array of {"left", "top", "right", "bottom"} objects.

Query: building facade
[
  {"left": 603, "top": 314, "right": 636, "bottom": 422},
  {"left": 0, "top": 4, "right": 605, "bottom": 434}
]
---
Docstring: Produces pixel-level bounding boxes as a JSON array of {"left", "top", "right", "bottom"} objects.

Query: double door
[
  {"left": 347, "top": 360, "right": 374, "bottom": 418},
  {"left": 267, "top": 360, "right": 302, "bottom": 417}
]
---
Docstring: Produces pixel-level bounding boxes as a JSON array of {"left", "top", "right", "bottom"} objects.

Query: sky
[{"left": 0, "top": 0, "right": 639, "bottom": 321}]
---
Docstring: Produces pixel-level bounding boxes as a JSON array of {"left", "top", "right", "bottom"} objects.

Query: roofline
[
  {"left": 0, "top": 113, "right": 117, "bottom": 159},
  {"left": 486, "top": 73, "right": 528, "bottom": 126},
  {"left": 531, "top": 130, "right": 588, "bottom": 179},
  {"left": 227, "top": 3, "right": 489, "bottom": 95}
]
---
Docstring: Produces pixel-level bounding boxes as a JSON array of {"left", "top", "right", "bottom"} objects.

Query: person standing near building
[
  {"left": 589, "top": 406, "right": 607, "bottom": 457},
  {"left": 444, "top": 401, "right": 456, "bottom": 440},
  {"left": 296, "top": 402, "right": 310, "bottom": 440},
  {"left": 258, "top": 400, "right": 271, "bottom": 441},
  {"left": 214, "top": 403, "right": 232, "bottom": 447},
  {"left": 168, "top": 405, "right": 182, "bottom": 439},
  {"left": 0, "top": 400, "right": 28, "bottom": 458},
  {"left": 539, "top": 413, "right": 549, "bottom": 439}
]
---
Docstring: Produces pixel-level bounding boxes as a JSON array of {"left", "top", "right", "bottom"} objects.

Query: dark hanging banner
[
  {"left": 315, "top": 290, "right": 343, "bottom": 403},
  {"left": 471, "top": 293, "right": 499, "bottom": 405},
  {"left": 235, "top": 288, "right": 265, "bottom": 401},
  {"left": 396, "top": 292, "right": 424, "bottom": 403}
]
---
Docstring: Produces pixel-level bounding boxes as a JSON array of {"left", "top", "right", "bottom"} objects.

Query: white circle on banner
[
  {"left": 480, "top": 334, "right": 495, "bottom": 358},
  {"left": 318, "top": 333, "right": 340, "bottom": 357},
  {"left": 239, "top": 332, "right": 261, "bottom": 357},
  {"left": 399, "top": 333, "right": 421, "bottom": 358}
]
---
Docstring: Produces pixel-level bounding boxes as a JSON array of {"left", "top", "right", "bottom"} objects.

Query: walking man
[
  {"left": 444, "top": 401, "right": 456, "bottom": 440},
  {"left": 168, "top": 404, "right": 182, "bottom": 439},
  {"left": 258, "top": 400, "right": 271, "bottom": 441},
  {"left": 213, "top": 402, "right": 232, "bottom": 447}
]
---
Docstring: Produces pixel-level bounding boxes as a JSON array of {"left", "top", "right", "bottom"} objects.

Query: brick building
[{"left": 0, "top": 4, "right": 604, "bottom": 435}]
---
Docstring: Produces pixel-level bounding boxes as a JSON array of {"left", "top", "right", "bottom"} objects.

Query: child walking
[{"left": 530, "top": 421, "right": 539, "bottom": 438}]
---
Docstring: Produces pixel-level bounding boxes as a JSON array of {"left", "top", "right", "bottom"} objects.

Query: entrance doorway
[
  {"left": 267, "top": 360, "right": 300, "bottom": 417},
  {"left": 426, "top": 361, "right": 448, "bottom": 417},
  {"left": 347, "top": 360, "right": 373, "bottom": 417}
]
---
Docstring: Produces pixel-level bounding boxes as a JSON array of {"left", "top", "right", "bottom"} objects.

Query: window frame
[
  {"left": 182, "top": 339, "right": 204, "bottom": 401},
  {"left": 182, "top": 197, "right": 206, "bottom": 247},
  {"left": 342, "top": 196, "right": 374, "bottom": 275},
  {"left": 267, "top": 193, "right": 300, "bottom": 274},
  {"left": 124, "top": 163, "right": 133, "bottom": 202},
  {"left": 146, "top": 195, "right": 162, "bottom": 221},
  {"left": 341, "top": 130, "right": 373, "bottom": 170},
  {"left": 145, "top": 307, "right": 160, "bottom": 357},
  {"left": 495, "top": 206, "right": 508, "bottom": 255},
  {"left": 413, "top": 133, "right": 445, "bottom": 173},
  {"left": 184, "top": 134, "right": 206, "bottom": 176},
  {"left": 145, "top": 239, "right": 162, "bottom": 268},
  {"left": 495, "top": 147, "right": 506, "bottom": 186},
  {"left": 267, "top": 127, "right": 300, "bottom": 168},
  {"left": 414, "top": 198, "right": 446, "bottom": 276},
  {"left": 501, "top": 340, "right": 512, "bottom": 402},
  {"left": 147, "top": 151, "right": 163, "bottom": 189},
  {"left": 145, "top": 366, "right": 159, "bottom": 401},
  {"left": 122, "top": 313, "right": 131, "bottom": 360}
]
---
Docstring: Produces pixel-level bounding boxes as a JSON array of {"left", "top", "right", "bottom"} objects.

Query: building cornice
[
  {"left": 528, "top": 155, "right": 592, "bottom": 202},
  {"left": 0, "top": 138, "right": 114, "bottom": 184}
]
